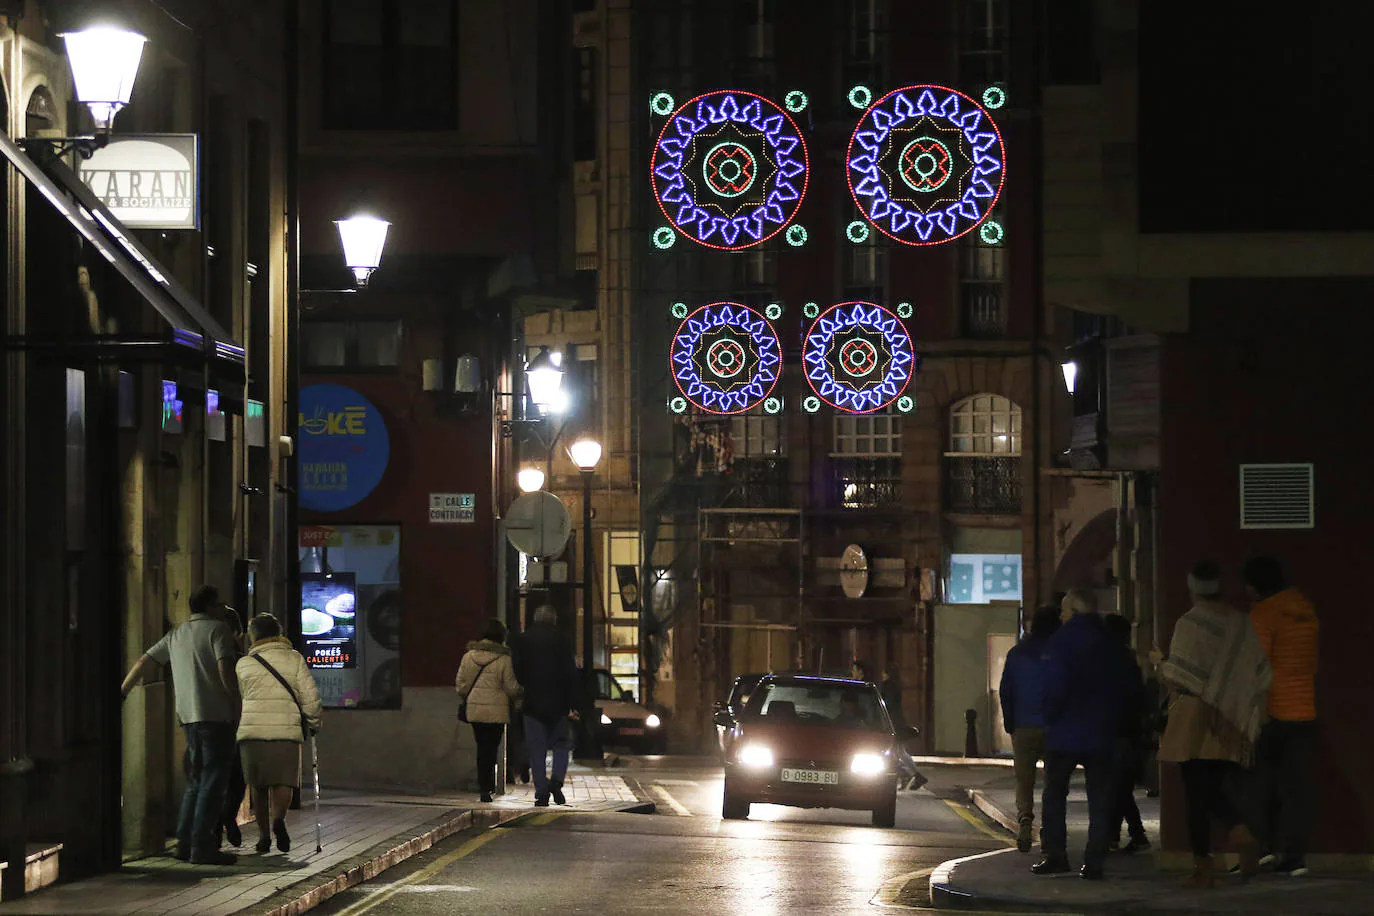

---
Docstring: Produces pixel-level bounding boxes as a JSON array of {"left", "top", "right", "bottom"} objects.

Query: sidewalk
[
  {"left": 931, "top": 771, "right": 1373, "bottom": 914},
  {"left": 0, "top": 771, "right": 647, "bottom": 916}
]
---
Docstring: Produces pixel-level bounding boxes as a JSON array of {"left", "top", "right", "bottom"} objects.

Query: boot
[
  {"left": 1227, "top": 823, "right": 1260, "bottom": 880},
  {"left": 1180, "top": 855, "right": 1214, "bottom": 888},
  {"left": 1031, "top": 854, "right": 1070, "bottom": 875},
  {"left": 1016, "top": 819, "right": 1034, "bottom": 853},
  {"left": 549, "top": 779, "right": 567, "bottom": 806}
]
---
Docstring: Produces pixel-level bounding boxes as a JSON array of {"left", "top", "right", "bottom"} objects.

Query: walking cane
[{"left": 311, "top": 733, "right": 322, "bottom": 854}]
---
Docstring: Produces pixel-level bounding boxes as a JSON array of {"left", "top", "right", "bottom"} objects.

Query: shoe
[
  {"left": 480, "top": 791, "right": 493, "bottom": 803},
  {"left": 1228, "top": 853, "right": 1277, "bottom": 876},
  {"left": 1180, "top": 855, "right": 1215, "bottom": 888},
  {"left": 1227, "top": 823, "right": 1260, "bottom": 879},
  {"left": 1274, "top": 857, "right": 1309, "bottom": 877},
  {"left": 1106, "top": 838, "right": 1121, "bottom": 852},
  {"left": 172, "top": 845, "right": 191, "bottom": 862},
  {"left": 189, "top": 850, "right": 238, "bottom": 866},
  {"left": 1016, "top": 821, "right": 1034, "bottom": 853},
  {"left": 534, "top": 796, "right": 550, "bottom": 808},
  {"left": 1031, "top": 855, "right": 1070, "bottom": 875},
  {"left": 1120, "top": 834, "right": 1151, "bottom": 854},
  {"left": 1080, "top": 863, "right": 1104, "bottom": 881},
  {"left": 255, "top": 834, "right": 271, "bottom": 854},
  {"left": 273, "top": 819, "right": 291, "bottom": 853},
  {"left": 550, "top": 782, "right": 567, "bottom": 806},
  {"left": 225, "top": 821, "right": 242, "bottom": 847},
  {"left": 520, "top": 771, "right": 531, "bottom": 784}
]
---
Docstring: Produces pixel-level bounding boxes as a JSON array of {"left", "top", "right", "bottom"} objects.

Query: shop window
[
  {"left": 946, "top": 552, "right": 1021, "bottom": 603},
  {"left": 302, "top": 320, "right": 401, "bottom": 370}
]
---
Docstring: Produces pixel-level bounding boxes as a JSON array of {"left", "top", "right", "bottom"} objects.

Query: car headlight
[
  {"left": 645, "top": 713, "right": 661, "bottom": 728},
  {"left": 600, "top": 713, "right": 613, "bottom": 725},
  {"left": 850, "top": 753, "right": 886, "bottom": 775},
  {"left": 737, "top": 744, "right": 774, "bottom": 768}
]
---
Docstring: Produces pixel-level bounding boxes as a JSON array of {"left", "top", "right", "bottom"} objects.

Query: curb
[
  {"left": 965, "top": 787, "right": 1018, "bottom": 835},
  {"left": 928, "top": 848, "right": 1017, "bottom": 909}
]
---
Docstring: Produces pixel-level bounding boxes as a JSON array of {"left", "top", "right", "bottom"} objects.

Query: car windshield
[
  {"left": 596, "top": 671, "right": 627, "bottom": 701},
  {"left": 745, "top": 681, "right": 887, "bottom": 731}
]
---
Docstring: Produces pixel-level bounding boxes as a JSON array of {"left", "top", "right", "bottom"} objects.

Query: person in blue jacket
[
  {"left": 1000, "top": 605, "right": 1062, "bottom": 852},
  {"left": 1032, "top": 589, "right": 1122, "bottom": 881}
]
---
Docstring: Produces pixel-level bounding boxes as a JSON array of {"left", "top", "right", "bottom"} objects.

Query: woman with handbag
[
  {"left": 455, "top": 618, "right": 522, "bottom": 802},
  {"left": 236, "top": 613, "right": 324, "bottom": 854}
]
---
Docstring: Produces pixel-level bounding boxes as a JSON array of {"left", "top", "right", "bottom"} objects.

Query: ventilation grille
[{"left": 1240, "top": 464, "right": 1314, "bottom": 529}]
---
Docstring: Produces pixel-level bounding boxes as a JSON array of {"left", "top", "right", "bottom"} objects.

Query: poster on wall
[
  {"left": 297, "top": 384, "right": 391, "bottom": 512},
  {"left": 300, "top": 525, "right": 402, "bottom": 709}
]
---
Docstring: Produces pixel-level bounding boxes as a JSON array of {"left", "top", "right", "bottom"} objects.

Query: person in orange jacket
[{"left": 1244, "top": 556, "right": 1319, "bottom": 877}]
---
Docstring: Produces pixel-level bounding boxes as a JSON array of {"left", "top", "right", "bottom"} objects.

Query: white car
[{"left": 595, "top": 669, "right": 667, "bottom": 753}]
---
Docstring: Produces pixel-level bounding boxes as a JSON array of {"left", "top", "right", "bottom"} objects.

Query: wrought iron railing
[
  {"left": 961, "top": 283, "right": 1005, "bottom": 339},
  {"left": 831, "top": 457, "right": 902, "bottom": 510},
  {"left": 944, "top": 456, "right": 1021, "bottom": 514},
  {"left": 722, "top": 457, "right": 793, "bottom": 509}
]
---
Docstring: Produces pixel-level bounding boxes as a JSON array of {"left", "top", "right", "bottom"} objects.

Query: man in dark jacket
[
  {"left": 1000, "top": 605, "right": 1061, "bottom": 852},
  {"left": 1033, "top": 589, "right": 1121, "bottom": 880},
  {"left": 512, "top": 606, "right": 581, "bottom": 807},
  {"left": 1103, "top": 614, "right": 1149, "bottom": 853}
]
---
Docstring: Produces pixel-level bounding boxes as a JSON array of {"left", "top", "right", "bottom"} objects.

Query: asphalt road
[{"left": 309, "top": 757, "right": 1009, "bottom": 915}]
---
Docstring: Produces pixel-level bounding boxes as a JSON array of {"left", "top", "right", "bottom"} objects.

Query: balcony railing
[
  {"left": 721, "top": 458, "right": 793, "bottom": 509},
  {"left": 944, "top": 456, "right": 1021, "bottom": 514},
  {"left": 831, "top": 457, "right": 902, "bottom": 510}
]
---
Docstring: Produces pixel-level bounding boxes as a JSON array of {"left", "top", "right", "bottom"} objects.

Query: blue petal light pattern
[
  {"left": 804, "top": 301, "right": 917, "bottom": 414},
  {"left": 847, "top": 85, "right": 1005, "bottom": 247},
  {"left": 671, "top": 302, "right": 782, "bottom": 415},
  {"left": 651, "top": 91, "right": 809, "bottom": 250}
]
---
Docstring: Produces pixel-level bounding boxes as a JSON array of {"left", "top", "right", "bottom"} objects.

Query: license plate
[
  {"left": 780, "top": 768, "right": 839, "bottom": 785},
  {"left": 620, "top": 727, "right": 644, "bottom": 735}
]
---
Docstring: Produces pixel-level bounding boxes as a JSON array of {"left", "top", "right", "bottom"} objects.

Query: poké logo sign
[
  {"left": 297, "top": 384, "right": 390, "bottom": 513},
  {"left": 74, "top": 134, "right": 199, "bottom": 230}
]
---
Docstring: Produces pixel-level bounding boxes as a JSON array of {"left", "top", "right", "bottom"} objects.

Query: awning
[{"left": 0, "top": 130, "right": 245, "bottom": 383}]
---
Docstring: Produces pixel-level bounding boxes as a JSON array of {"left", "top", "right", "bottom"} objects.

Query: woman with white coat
[
  {"left": 455, "top": 618, "right": 522, "bottom": 802},
  {"left": 236, "top": 614, "right": 323, "bottom": 854}
]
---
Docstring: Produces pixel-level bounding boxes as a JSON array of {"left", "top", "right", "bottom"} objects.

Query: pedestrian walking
[
  {"left": 1244, "top": 555, "right": 1319, "bottom": 877},
  {"left": 214, "top": 603, "right": 249, "bottom": 849},
  {"left": 236, "top": 613, "right": 323, "bottom": 855},
  {"left": 880, "top": 664, "right": 927, "bottom": 791},
  {"left": 512, "top": 606, "right": 581, "bottom": 807},
  {"left": 1033, "top": 589, "right": 1120, "bottom": 881},
  {"left": 1103, "top": 614, "right": 1150, "bottom": 854},
  {"left": 999, "top": 604, "right": 1061, "bottom": 852},
  {"left": 1158, "top": 561, "right": 1271, "bottom": 888},
  {"left": 456, "top": 618, "right": 523, "bottom": 803},
  {"left": 120, "top": 585, "right": 241, "bottom": 865}
]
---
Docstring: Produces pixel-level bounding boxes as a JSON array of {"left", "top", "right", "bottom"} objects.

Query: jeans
[
  {"left": 1112, "top": 738, "right": 1146, "bottom": 841},
  {"left": 470, "top": 723, "right": 504, "bottom": 794},
  {"left": 1011, "top": 727, "right": 1046, "bottom": 825},
  {"left": 1041, "top": 750, "right": 1114, "bottom": 868},
  {"left": 177, "top": 722, "right": 236, "bottom": 856},
  {"left": 1253, "top": 719, "right": 1317, "bottom": 860},
  {"left": 524, "top": 715, "right": 572, "bottom": 799},
  {"left": 1180, "top": 759, "right": 1244, "bottom": 858}
]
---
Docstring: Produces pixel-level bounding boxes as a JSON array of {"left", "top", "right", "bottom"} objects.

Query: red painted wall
[
  {"left": 300, "top": 369, "right": 496, "bottom": 688},
  {"left": 1157, "top": 278, "right": 1374, "bottom": 854}
]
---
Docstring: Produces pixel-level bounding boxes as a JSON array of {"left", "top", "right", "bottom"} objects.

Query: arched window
[{"left": 947, "top": 394, "right": 1021, "bottom": 456}]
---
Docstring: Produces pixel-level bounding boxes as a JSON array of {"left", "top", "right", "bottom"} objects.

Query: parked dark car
[{"left": 715, "top": 675, "right": 919, "bottom": 827}]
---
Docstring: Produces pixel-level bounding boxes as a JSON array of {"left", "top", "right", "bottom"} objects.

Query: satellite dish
[
  {"left": 505, "top": 491, "right": 572, "bottom": 558},
  {"left": 840, "top": 543, "right": 869, "bottom": 599}
]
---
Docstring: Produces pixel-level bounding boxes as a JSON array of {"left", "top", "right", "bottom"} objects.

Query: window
[
  {"left": 834, "top": 411, "right": 901, "bottom": 456},
  {"left": 947, "top": 394, "right": 1020, "bottom": 456},
  {"left": 947, "top": 553, "right": 1022, "bottom": 603},
  {"left": 323, "top": 0, "right": 458, "bottom": 130},
  {"left": 735, "top": 249, "right": 777, "bottom": 291},
  {"left": 959, "top": 0, "right": 1009, "bottom": 87},
  {"left": 731, "top": 415, "right": 785, "bottom": 457},
  {"left": 573, "top": 48, "right": 597, "bottom": 161},
  {"left": 734, "top": 0, "right": 776, "bottom": 83},
  {"left": 959, "top": 236, "right": 1005, "bottom": 339},
  {"left": 847, "top": 0, "right": 887, "bottom": 69},
  {"left": 302, "top": 320, "right": 402, "bottom": 370},
  {"left": 833, "top": 410, "right": 900, "bottom": 510},
  {"left": 846, "top": 241, "right": 884, "bottom": 293}
]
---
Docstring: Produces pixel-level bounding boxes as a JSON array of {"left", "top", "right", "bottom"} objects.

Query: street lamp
[
  {"left": 525, "top": 347, "right": 565, "bottom": 417},
  {"left": 568, "top": 438, "right": 602, "bottom": 760},
  {"left": 1060, "top": 360, "right": 1078, "bottom": 395},
  {"left": 61, "top": 26, "right": 147, "bottom": 133},
  {"left": 516, "top": 466, "right": 545, "bottom": 494},
  {"left": 334, "top": 215, "right": 390, "bottom": 286}
]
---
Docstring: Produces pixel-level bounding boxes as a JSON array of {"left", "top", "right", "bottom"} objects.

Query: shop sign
[
  {"left": 74, "top": 134, "right": 199, "bottom": 229},
  {"left": 428, "top": 492, "right": 475, "bottom": 523},
  {"left": 297, "top": 383, "right": 390, "bottom": 512}
]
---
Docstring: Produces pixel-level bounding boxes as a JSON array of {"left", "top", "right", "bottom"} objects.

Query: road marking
[
  {"left": 651, "top": 784, "right": 694, "bottom": 816},
  {"left": 941, "top": 798, "right": 1014, "bottom": 845},
  {"left": 331, "top": 827, "right": 509, "bottom": 915}
]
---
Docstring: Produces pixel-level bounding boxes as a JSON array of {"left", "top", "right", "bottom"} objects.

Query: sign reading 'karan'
[{"left": 74, "top": 134, "right": 199, "bottom": 230}]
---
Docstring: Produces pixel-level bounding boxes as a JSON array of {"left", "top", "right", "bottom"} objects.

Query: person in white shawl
[{"left": 1158, "top": 560, "right": 1272, "bottom": 888}]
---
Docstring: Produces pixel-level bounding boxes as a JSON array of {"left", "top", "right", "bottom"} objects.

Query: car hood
[
  {"left": 736, "top": 720, "right": 891, "bottom": 760},
  {"left": 599, "top": 699, "right": 650, "bottom": 720}
]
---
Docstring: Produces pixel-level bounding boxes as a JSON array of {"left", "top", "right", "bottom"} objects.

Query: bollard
[{"left": 964, "top": 708, "right": 979, "bottom": 757}]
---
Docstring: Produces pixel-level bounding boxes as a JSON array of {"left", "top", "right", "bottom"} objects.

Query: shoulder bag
[
  {"left": 252, "top": 653, "right": 311, "bottom": 741},
  {"left": 458, "top": 656, "right": 497, "bottom": 723}
]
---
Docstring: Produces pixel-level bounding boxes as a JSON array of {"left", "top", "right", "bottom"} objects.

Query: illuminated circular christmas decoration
[
  {"left": 803, "top": 396, "right": 821, "bottom": 413},
  {"left": 847, "top": 85, "right": 1005, "bottom": 247},
  {"left": 803, "top": 301, "right": 819, "bottom": 319},
  {"left": 650, "top": 91, "right": 810, "bottom": 250},
  {"left": 848, "top": 85, "right": 872, "bottom": 109},
  {"left": 764, "top": 396, "right": 783, "bottom": 414},
  {"left": 671, "top": 302, "right": 782, "bottom": 415},
  {"left": 669, "top": 396, "right": 688, "bottom": 414},
  {"left": 785, "top": 224, "right": 808, "bottom": 246},
  {"left": 650, "top": 92, "right": 676, "bottom": 116},
  {"left": 846, "top": 220, "right": 870, "bottom": 243},
  {"left": 653, "top": 227, "right": 677, "bottom": 249},
  {"left": 764, "top": 302, "right": 783, "bottom": 320},
  {"left": 979, "top": 219, "right": 1004, "bottom": 245},
  {"left": 897, "top": 395, "right": 914, "bottom": 413},
  {"left": 896, "top": 301, "right": 913, "bottom": 319},
  {"left": 670, "top": 301, "right": 689, "bottom": 319},
  {"left": 982, "top": 85, "right": 1006, "bottom": 110},
  {"left": 803, "top": 301, "right": 917, "bottom": 414},
  {"left": 784, "top": 90, "right": 808, "bottom": 113}
]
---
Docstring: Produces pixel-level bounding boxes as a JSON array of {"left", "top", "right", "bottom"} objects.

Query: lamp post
[
  {"left": 516, "top": 466, "right": 545, "bottom": 494},
  {"left": 20, "top": 25, "right": 147, "bottom": 161},
  {"left": 334, "top": 215, "right": 390, "bottom": 286},
  {"left": 567, "top": 438, "right": 602, "bottom": 761}
]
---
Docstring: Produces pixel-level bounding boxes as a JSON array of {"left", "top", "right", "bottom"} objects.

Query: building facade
[{"left": 1, "top": 0, "right": 293, "bottom": 892}]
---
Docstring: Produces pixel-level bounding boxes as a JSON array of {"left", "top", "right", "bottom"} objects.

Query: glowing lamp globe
[
  {"left": 568, "top": 439, "right": 602, "bottom": 472},
  {"left": 525, "top": 348, "right": 565, "bottom": 416},
  {"left": 517, "top": 467, "right": 546, "bottom": 494},
  {"left": 1061, "top": 361, "right": 1078, "bottom": 395},
  {"left": 334, "top": 215, "right": 391, "bottom": 286},
  {"left": 61, "top": 27, "right": 148, "bottom": 131}
]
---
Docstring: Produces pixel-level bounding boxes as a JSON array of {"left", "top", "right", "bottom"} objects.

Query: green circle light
[
  {"left": 896, "top": 301, "right": 913, "bottom": 319},
  {"left": 649, "top": 92, "right": 675, "bottom": 116},
  {"left": 785, "top": 224, "right": 808, "bottom": 247},
  {"left": 765, "top": 302, "right": 783, "bottom": 320},
  {"left": 979, "top": 220, "right": 1004, "bottom": 245},
  {"left": 669, "top": 396, "right": 688, "bottom": 414},
  {"left": 764, "top": 397, "right": 783, "bottom": 414},
  {"left": 653, "top": 226, "right": 677, "bottom": 249},
  {"left": 803, "top": 301, "right": 819, "bottom": 319},
  {"left": 897, "top": 395, "right": 915, "bottom": 413},
  {"left": 846, "top": 220, "right": 870, "bottom": 244},
  {"left": 802, "top": 396, "right": 821, "bottom": 413},
  {"left": 848, "top": 84, "right": 872, "bottom": 109},
  {"left": 784, "top": 90, "right": 808, "bottom": 113},
  {"left": 982, "top": 85, "right": 1007, "bottom": 110},
  {"left": 670, "top": 301, "right": 688, "bottom": 319}
]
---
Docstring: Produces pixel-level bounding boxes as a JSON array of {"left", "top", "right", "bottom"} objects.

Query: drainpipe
[
  {"left": 1029, "top": 7, "right": 1046, "bottom": 606},
  {"left": 283, "top": 0, "right": 300, "bottom": 630}
]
